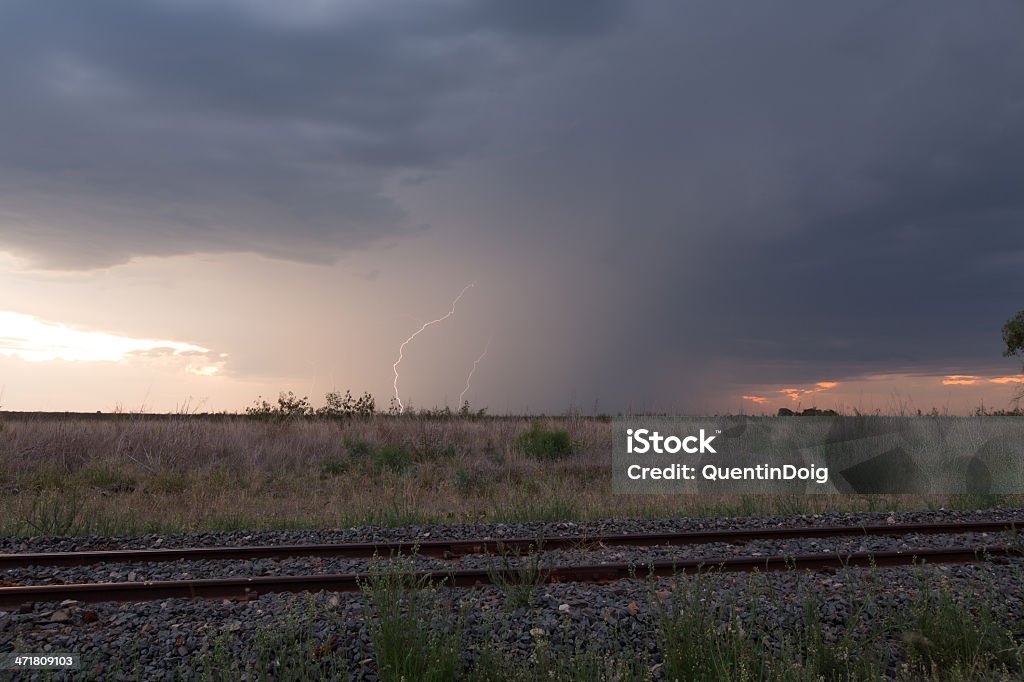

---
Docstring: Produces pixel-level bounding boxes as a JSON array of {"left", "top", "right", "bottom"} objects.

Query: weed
[
  {"left": 468, "top": 639, "right": 649, "bottom": 681},
  {"left": 20, "top": 489, "right": 92, "bottom": 536},
  {"left": 490, "top": 496, "right": 578, "bottom": 523},
  {"left": 361, "top": 558, "right": 464, "bottom": 682},
  {"left": 335, "top": 493, "right": 433, "bottom": 528},
  {"left": 485, "top": 538, "right": 549, "bottom": 611},
  {"left": 785, "top": 588, "right": 888, "bottom": 679},
  {"left": 82, "top": 463, "right": 137, "bottom": 492},
  {"left": 194, "top": 596, "right": 350, "bottom": 681},
  {"left": 901, "top": 577, "right": 1023, "bottom": 677}
]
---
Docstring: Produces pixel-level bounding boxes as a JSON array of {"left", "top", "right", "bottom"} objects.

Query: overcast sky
[{"left": 2, "top": 0, "right": 1024, "bottom": 414}]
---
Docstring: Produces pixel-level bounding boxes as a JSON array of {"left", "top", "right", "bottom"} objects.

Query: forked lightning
[
  {"left": 459, "top": 335, "right": 491, "bottom": 406},
  {"left": 392, "top": 282, "right": 475, "bottom": 413}
]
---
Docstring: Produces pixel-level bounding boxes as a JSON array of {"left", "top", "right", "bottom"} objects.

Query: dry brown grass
[{"left": 0, "top": 414, "right": 1018, "bottom": 536}]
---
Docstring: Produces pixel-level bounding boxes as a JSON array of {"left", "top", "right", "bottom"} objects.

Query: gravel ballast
[
  {"left": 2, "top": 509, "right": 1024, "bottom": 680},
  {"left": 3, "top": 507, "right": 1022, "bottom": 554}
]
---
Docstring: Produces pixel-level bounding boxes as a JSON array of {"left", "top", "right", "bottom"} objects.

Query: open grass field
[
  {"left": 0, "top": 412, "right": 1019, "bottom": 536},
  {"left": 4, "top": 412, "right": 1024, "bottom": 680}
]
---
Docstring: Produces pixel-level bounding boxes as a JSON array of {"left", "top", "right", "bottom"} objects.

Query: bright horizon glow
[
  {"left": 0, "top": 310, "right": 216, "bottom": 367},
  {"left": 943, "top": 374, "right": 980, "bottom": 385},
  {"left": 740, "top": 372, "right": 1024, "bottom": 413},
  {"left": 778, "top": 381, "right": 840, "bottom": 402}
]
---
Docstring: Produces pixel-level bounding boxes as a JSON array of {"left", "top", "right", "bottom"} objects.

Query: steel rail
[
  {"left": 0, "top": 519, "right": 1018, "bottom": 569},
  {"left": 1, "top": 544, "right": 1020, "bottom": 607}
]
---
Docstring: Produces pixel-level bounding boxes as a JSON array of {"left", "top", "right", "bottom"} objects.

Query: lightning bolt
[
  {"left": 459, "top": 335, "right": 492, "bottom": 407},
  {"left": 392, "top": 282, "right": 475, "bottom": 413}
]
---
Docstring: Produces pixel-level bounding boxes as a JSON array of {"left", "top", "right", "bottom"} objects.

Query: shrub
[
  {"left": 245, "top": 391, "right": 313, "bottom": 419},
  {"left": 515, "top": 421, "right": 573, "bottom": 460},
  {"left": 247, "top": 390, "right": 376, "bottom": 419},
  {"left": 458, "top": 401, "right": 488, "bottom": 418},
  {"left": 317, "top": 390, "right": 376, "bottom": 418},
  {"left": 374, "top": 444, "right": 414, "bottom": 473}
]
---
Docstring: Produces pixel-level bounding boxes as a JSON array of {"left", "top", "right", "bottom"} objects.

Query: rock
[
  {"left": 50, "top": 609, "right": 71, "bottom": 622},
  {"left": 82, "top": 610, "right": 99, "bottom": 623},
  {"left": 558, "top": 603, "right": 570, "bottom": 613}
]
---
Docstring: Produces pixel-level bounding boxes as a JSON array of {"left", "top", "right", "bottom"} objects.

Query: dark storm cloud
[
  {"left": 425, "top": 1, "right": 1024, "bottom": 397},
  {"left": 3, "top": 0, "right": 1024, "bottom": 407},
  {"left": 0, "top": 0, "right": 623, "bottom": 268},
  {"left": 672, "top": 8, "right": 1024, "bottom": 383}
]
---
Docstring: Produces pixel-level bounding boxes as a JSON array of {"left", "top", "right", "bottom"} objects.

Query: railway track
[
  {"left": 1, "top": 520, "right": 1020, "bottom": 607},
  {"left": 0, "top": 519, "right": 1017, "bottom": 568}
]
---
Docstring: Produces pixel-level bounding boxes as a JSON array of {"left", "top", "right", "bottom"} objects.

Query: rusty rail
[
  {"left": 1, "top": 544, "right": 1020, "bottom": 607},
  {"left": 0, "top": 519, "right": 1018, "bottom": 569}
]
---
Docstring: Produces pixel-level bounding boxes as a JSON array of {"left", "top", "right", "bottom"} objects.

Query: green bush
[
  {"left": 374, "top": 444, "right": 414, "bottom": 473},
  {"left": 515, "top": 422, "right": 573, "bottom": 460}
]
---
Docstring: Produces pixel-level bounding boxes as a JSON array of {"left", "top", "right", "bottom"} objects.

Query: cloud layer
[
  {"left": 2, "top": 1, "right": 1024, "bottom": 410},
  {"left": 0, "top": 0, "right": 622, "bottom": 267}
]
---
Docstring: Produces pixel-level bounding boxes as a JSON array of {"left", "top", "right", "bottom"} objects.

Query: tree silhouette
[
  {"left": 1001, "top": 310, "right": 1024, "bottom": 409},
  {"left": 1003, "top": 310, "right": 1024, "bottom": 358}
]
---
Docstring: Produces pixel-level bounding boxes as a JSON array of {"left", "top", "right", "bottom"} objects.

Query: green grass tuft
[{"left": 515, "top": 421, "right": 573, "bottom": 460}]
